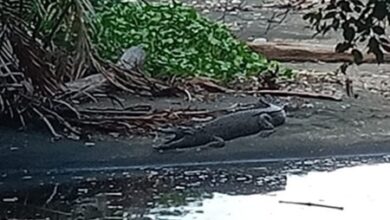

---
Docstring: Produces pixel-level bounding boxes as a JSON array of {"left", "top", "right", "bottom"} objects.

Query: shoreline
[{"left": 1, "top": 91, "right": 390, "bottom": 172}]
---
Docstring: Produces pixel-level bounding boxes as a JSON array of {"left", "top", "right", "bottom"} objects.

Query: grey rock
[{"left": 117, "top": 45, "right": 146, "bottom": 72}]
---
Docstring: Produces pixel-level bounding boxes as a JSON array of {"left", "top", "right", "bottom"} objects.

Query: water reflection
[
  {"left": 1, "top": 155, "right": 390, "bottom": 219},
  {"left": 149, "top": 163, "right": 390, "bottom": 220}
]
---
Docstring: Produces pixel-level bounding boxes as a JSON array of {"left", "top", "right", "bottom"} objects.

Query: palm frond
[{"left": 0, "top": 0, "right": 173, "bottom": 138}]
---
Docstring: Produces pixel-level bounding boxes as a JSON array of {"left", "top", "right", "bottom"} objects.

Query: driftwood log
[{"left": 248, "top": 41, "right": 390, "bottom": 63}]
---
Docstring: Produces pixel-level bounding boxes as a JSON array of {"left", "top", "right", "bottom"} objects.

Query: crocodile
[{"left": 154, "top": 98, "right": 287, "bottom": 150}]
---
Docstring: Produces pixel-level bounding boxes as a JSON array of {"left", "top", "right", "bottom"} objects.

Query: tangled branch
[{"left": 0, "top": 0, "right": 174, "bottom": 139}]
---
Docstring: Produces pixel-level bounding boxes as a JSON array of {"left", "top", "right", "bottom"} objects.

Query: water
[
  {"left": 147, "top": 163, "right": 390, "bottom": 220},
  {"left": 1, "top": 155, "right": 390, "bottom": 219}
]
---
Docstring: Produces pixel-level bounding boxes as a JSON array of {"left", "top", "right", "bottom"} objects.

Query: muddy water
[{"left": 1, "top": 155, "right": 390, "bottom": 219}]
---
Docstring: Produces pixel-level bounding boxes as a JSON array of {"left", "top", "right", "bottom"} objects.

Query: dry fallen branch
[
  {"left": 260, "top": 0, "right": 325, "bottom": 10},
  {"left": 0, "top": 3, "right": 177, "bottom": 138},
  {"left": 235, "top": 90, "right": 342, "bottom": 101},
  {"left": 279, "top": 200, "right": 344, "bottom": 210},
  {"left": 78, "top": 109, "right": 152, "bottom": 116},
  {"left": 45, "top": 184, "right": 59, "bottom": 205},
  {"left": 32, "top": 107, "right": 62, "bottom": 139},
  {"left": 86, "top": 104, "right": 152, "bottom": 112},
  {"left": 264, "top": 9, "right": 291, "bottom": 35}
]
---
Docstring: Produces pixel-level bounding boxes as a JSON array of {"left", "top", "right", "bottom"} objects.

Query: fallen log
[
  {"left": 63, "top": 45, "right": 168, "bottom": 98},
  {"left": 248, "top": 41, "right": 390, "bottom": 63}
]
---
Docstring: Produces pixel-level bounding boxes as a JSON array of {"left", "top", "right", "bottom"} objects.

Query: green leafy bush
[{"left": 93, "top": 1, "right": 285, "bottom": 81}]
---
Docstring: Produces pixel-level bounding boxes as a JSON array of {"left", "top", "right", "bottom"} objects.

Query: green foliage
[
  {"left": 92, "top": 1, "right": 284, "bottom": 81},
  {"left": 303, "top": 0, "right": 390, "bottom": 64}
]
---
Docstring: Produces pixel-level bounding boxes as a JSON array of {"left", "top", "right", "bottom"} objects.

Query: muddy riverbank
[
  {"left": 2, "top": 0, "right": 390, "bottom": 179},
  {"left": 2, "top": 89, "right": 390, "bottom": 174},
  {"left": 2, "top": 1, "right": 390, "bottom": 218}
]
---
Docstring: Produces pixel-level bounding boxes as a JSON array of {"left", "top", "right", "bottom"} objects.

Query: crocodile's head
[
  {"left": 268, "top": 106, "right": 286, "bottom": 126},
  {"left": 257, "top": 97, "right": 287, "bottom": 126}
]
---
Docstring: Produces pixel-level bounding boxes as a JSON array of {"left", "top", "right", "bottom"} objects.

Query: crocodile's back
[
  {"left": 200, "top": 110, "right": 263, "bottom": 140},
  {"left": 158, "top": 111, "right": 259, "bottom": 149}
]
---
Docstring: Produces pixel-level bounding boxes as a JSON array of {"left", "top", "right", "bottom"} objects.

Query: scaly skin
[{"left": 155, "top": 99, "right": 286, "bottom": 150}]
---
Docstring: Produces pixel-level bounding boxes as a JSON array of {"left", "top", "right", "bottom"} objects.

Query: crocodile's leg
[
  {"left": 197, "top": 136, "right": 225, "bottom": 151},
  {"left": 257, "top": 113, "right": 275, "bottom": 138},
  {"left": 205, "top": 136, "right": 225, "bottom": 148},
  {"left": 258, "top": 130, "right": 276, "bottom": 138},
  {"left": 154, "top": 137, "right": 186, "bottom": 150}
]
